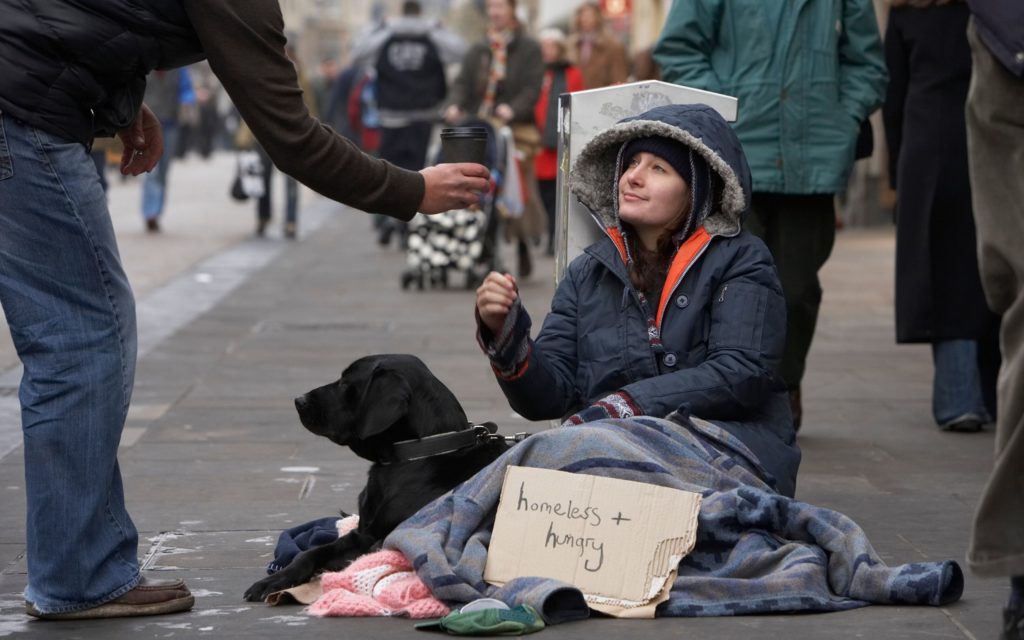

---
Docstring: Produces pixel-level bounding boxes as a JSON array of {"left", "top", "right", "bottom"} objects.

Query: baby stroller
[{"left": 400, "top": 118, "right": 508, "bottom": 290}]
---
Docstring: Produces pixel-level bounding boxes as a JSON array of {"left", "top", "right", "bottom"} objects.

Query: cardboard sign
[{"left": 484, "top": 466, "right": 702, "bottom": 617}]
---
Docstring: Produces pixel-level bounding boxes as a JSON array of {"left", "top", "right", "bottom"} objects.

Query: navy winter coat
[{"left": 480, "top": 104, "right": 800, "bottom": 496}]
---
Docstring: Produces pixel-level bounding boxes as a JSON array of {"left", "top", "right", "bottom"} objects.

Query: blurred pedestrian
[
  {"left": 446, "top": 0, "right": 544, "bottom": 278},
  {"left": 322, "top": 62, "right": 362, "bottom": 140},
  {"left": 882, "top": 0, "right": 999, "bottom": 432},
  {"left": 630, "top": 44, "right": 661, "bottom": 82},
  {"left": 250, "top": 44, "right": 317, "bottom": 239},
  {"left": 188, "top": 63, "right": 224, "bottom": 159},
  {"left": 653, "top": 0, "right": 887, "bottom": 431},
  {"left": 533, "top": 27, "right": 583, "bottom": 256},
  {"left": 963, "top": 2, "right": 1024, "bottom": 638},
  {"left": 324, "top": 62, "right": 382, "bottom": 156},
  {"left": 311, "top": 57, "right": 340, "bottom": 124},
  {"left": 351, "top": 0, "right": 467, "bottom": 247},
  {"left": 568, "top": 2, "right": 628, "bottom": 90},
  {"left": 0, "top": 0, "right": 488, "bottom": 622},
  {"left": 140, "top": 67, "right": 195, "bottom": 232}
]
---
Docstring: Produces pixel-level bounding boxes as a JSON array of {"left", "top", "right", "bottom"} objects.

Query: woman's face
[
  {"left": 540, "top": 38, "right": 562, "bottom": 64},
  {"left": 577, "top": 6, "right": 599, "bottom": 33},
  {"left": 618, "top": 151, "right": 690, "bottom": 249},
  {"left": 487, "top": 0, "right": 514, "bottom": 31}
]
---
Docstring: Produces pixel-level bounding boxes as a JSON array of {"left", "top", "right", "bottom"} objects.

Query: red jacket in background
[{"left": 534, "top": 64, "right": 584, "bottom": 181}]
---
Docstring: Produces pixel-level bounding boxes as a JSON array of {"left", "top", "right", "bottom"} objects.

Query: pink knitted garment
[
  {"left": 306, "top": 548, "right": 450, "bottom": 619},
  {"left": 336, "top": 514, "right": 360, "bottom": 536}
]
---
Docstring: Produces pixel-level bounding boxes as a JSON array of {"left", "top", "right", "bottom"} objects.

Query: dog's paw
[{"left": 244, "top": 574, "right": 294, "bottom": 603}]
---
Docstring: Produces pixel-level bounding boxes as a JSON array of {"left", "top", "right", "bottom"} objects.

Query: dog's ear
[{"left": 356, "top": 369, "right": 412, "bottom": 440}]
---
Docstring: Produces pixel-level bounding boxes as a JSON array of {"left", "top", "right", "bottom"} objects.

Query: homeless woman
[{"left": 474, "top": 103, "right": 800, "bottom": 497}]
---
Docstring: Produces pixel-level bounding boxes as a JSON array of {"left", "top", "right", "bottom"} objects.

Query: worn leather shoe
[
  {"left": 939, "top": 413, "right": 986, "bottom": 433},
  {"left": 25, "top": 576, "right": 194, "bottom": 620}
]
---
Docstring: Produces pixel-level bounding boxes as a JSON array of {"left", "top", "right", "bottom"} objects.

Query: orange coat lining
[
  {"left": 656, "top": 227, "right": 712, "bottom": 331},
  {"left": 606, "top": 225, "right": 712, "bottom": 330}
]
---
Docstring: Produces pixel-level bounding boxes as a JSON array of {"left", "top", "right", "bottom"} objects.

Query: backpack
[
  {"left": 347, "top": 69, "right": 380, "bottom": 153},
  {"left": 374, "top": 31, "right": 447, "bottom": 111}
]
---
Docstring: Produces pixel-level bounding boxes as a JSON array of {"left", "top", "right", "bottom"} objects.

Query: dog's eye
[{"left": 342, "top": 383, "right": 359, "bottom": 402}]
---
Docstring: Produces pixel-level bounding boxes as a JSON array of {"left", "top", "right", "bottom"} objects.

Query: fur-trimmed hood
[{"left": 569, "top": 103, "right": 752, "bottom": 239}]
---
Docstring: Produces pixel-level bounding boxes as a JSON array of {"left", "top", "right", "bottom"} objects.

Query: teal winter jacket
[{"left": 653, "top": 0, "right": 887, "bottom": 194}]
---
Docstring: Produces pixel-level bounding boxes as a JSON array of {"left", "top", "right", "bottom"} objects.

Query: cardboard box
[{"left": 483, "top": 466, "right": 702, "bottom": 617}]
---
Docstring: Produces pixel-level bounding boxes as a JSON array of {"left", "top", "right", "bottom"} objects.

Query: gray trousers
[{"left": 965, "top": 18, "right": 1024, "bottom": 578}]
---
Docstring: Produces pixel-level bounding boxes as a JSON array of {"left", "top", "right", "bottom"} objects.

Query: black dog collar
[{"left": 386, "top": 423, "right": 528, "bottom": 464}]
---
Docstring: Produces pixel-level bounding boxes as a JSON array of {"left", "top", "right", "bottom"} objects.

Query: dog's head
[{"left": 294, "top": 354, "right": 470, "bottom": 461}]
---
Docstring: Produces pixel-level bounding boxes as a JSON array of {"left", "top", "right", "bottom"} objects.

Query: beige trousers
[{"left": 965, "top": 18, "right": 1024, "bottom": 578}]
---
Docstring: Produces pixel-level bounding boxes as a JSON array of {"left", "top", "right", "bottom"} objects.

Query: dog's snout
[{"left": 294, "top": 393, "right": 325, "bottom": 436}]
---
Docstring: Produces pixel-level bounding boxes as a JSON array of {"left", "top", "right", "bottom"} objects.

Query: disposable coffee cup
[{"left": 440, "top": 127, "right": 488, "bottom": 165}]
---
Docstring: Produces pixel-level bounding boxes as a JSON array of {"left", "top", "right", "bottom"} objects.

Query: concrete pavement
[{"left": 0, "top": 153, "right": 1008, "bottom": 639}]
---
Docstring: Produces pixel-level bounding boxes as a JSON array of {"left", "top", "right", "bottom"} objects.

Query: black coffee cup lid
[{"left": 441, "top": 127, "right": 488, "bottom": 138}]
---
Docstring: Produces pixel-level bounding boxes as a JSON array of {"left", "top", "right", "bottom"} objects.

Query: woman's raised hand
[{"left": 475, "top": 271, "right": 518, "bottom": 334}]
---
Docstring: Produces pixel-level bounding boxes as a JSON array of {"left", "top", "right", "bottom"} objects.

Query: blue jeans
[
  {"left": 932, "top": 339, "right": 991, "bottom": 427},
  {"left": 141, "top": 123, "right": 178, "bottom": 220},
  {"left": 0, "top": 113, "right": 141, "bottom": 613}
]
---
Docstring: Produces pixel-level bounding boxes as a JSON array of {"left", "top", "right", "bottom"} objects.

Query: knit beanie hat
[{"left": 620, "top": 136, "right": 693, "bottom": 186}]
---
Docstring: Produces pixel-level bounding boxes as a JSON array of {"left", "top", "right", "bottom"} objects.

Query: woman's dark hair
[{"left": 625, "top": 219, "right": 686, "bottom": 297}]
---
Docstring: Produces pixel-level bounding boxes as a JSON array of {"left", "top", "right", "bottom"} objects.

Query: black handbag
[
  {"left": 230, "top": 150, "right": 266, "bottom": 201},
  {"left": 230, "top": 172, "right": 248, "bottom": 201}
]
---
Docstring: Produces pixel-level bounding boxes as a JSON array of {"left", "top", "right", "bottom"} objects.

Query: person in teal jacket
[{"left": 653, "top": 0, "right": 887, "bottom": 431}]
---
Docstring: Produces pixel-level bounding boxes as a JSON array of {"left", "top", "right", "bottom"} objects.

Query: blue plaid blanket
[{"left": 384, "top": 417, "right": 963, "bottom": 623}]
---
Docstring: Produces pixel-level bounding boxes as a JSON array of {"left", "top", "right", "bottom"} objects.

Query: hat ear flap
[{"left": 356, "top": 370, "right": 411, "bottom": 440}]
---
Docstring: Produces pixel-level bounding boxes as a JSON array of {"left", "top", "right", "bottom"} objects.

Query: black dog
[{"left": 244, "top": 354, "right": 511, "bottom": 602}]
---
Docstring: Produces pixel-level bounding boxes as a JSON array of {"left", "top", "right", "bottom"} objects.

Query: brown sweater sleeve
[{"left": 183, "top": 0, "right": 424, "bottom": 220}]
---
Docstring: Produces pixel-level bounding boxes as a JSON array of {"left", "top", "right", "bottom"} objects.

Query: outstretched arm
[{"left": 185, "top": 0, "right": 489, "bottom": 218}]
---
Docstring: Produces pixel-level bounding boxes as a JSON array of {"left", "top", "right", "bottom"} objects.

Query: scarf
[{"left": 479, "top": 29, "right": 513, "bottom": 118}]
